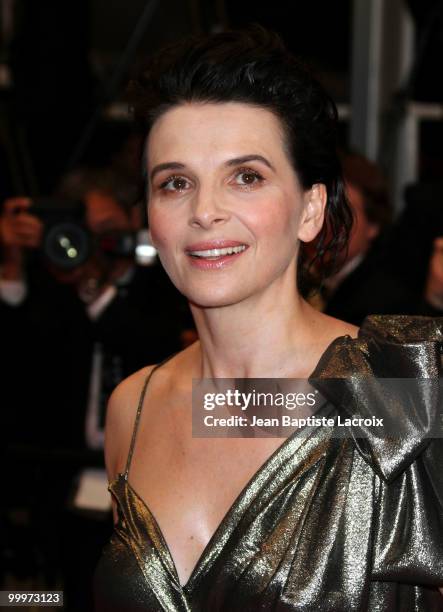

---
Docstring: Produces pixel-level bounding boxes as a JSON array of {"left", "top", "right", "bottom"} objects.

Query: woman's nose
[{"left": 188, "top": 189, "right": 230, "bottom": 229}]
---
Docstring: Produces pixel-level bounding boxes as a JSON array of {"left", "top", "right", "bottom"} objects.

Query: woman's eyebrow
[
  {"left": 149, "top": 154, "right": 274, "bottom": 181},
  {"left": 225, "top": 154, "right": 275, "bottom": 171},
  {"left": 150, "top": 162, "right": 185, "bottom": 181}
]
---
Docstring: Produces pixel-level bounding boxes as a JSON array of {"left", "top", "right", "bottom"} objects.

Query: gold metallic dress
[{"left": 93, "top": 315, "right": 443, "bottom": 611}]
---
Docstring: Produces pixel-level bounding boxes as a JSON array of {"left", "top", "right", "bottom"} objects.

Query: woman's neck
[{"left": 189, "top": 286, "right": 329, "bottom": 379}]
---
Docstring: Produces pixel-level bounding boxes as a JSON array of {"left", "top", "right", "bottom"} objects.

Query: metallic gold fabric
[{"left": 94, "top": 315, "right": 443, "bottom": 611}]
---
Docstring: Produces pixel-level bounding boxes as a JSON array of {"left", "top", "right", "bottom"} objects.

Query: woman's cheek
[
  {"left": 149, "top": 225, "right": 165, "bottom": 251},
  {"left": 147, "top": 206, "right": 170, "bottom": 250},
  {"left": 151, "top": 229, "right": 176, "bottom": 274},
  {"left": 147, "top": 211, "right": 179, "bottom": 278},
  {"left": 247, "top": 206, "right": 291, "bottom": 240}
]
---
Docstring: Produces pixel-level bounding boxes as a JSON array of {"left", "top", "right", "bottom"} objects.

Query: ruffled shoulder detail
[
  {"left": 309, "top": 314, "right": 443, "bottom": 482},
  {"left": 358, "top": 313, "right": 443, "bottom": 344}
]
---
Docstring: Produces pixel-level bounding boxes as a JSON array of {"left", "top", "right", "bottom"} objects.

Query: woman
[{"left": 94, "top": 27, "right": 443, "bottom": 611}]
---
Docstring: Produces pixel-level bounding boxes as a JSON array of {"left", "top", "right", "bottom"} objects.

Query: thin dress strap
[{"left": 123, "top": 352, "right": 178, "bottom": 480}]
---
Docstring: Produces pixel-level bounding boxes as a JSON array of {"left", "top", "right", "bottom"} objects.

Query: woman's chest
[
  {"left": 103, "top": 431, "right": 381, "bottom": 610},
  {"left": 127, "top": 416, "right": 289, "bottom": 586}
]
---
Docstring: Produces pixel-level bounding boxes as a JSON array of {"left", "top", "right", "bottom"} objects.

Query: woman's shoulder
[
  {"left": 104, "top": 365, "right": 157, "bottom": 481},
  {"left": 108, "top": 341, "right": 197, "bottom": 411},
  {"left": 318, "top": 311, "right": 360, "bottom": 341},
  {"left": 104, "top": 343, "right": 197, "bottom": 479}
]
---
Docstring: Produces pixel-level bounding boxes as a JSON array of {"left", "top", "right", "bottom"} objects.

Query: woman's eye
[
  {"left": 233, "top": 169, "right": 264, "bottom": 187},
  {"left": 159, "top": 176, "right": 190, "bottom": 192}
]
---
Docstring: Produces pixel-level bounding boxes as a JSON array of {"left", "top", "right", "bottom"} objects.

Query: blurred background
[{"left": 0, "top": 1, "right": 442, "bottom": 610}]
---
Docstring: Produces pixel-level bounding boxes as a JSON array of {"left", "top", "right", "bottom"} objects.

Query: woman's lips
[
  {"left": 185, "top": 241, "right": 249, "bottom": 270},
  {"left": 185, "top": 239, "right": 247, "bottom": 251}
]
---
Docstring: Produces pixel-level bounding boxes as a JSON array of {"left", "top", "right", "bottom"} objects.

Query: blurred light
[
  {"left": 136, "top": 244, "right": 157, "bottom": 257},
  {"left": 135, "top": 230, "right": 157, "bottom": 266}
]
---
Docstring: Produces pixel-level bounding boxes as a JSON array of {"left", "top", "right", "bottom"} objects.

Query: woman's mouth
[
  {"left": 185, "top": 243, "right": 249, "bottom": 269},
  {"left": 189, "top": 245, "right": 247, "bottom": 259}
]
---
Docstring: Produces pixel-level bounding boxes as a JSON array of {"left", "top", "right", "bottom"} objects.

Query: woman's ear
[{"left": 297, "top": 183, "right": 327, "bottom": 243}]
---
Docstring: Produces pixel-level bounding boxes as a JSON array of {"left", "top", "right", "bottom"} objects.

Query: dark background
[{"left": 1, "top": 0, "right": 442, "bottom": 201}]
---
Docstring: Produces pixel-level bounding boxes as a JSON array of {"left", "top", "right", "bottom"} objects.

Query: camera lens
[{"left": 43, "top": 222, "right": 90, "bottom": 269}]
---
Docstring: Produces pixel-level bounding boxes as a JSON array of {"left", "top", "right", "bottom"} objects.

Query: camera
[
  {"left": 30, "top": 199, "right": 91, "bottom": 269},
  {"left": 29, "top": 198, "right": 157, "bottom": 269}
]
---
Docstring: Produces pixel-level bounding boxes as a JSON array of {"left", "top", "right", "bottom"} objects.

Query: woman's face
[{"left": 146, "top": 102, "right": 325, "bottom": 307}]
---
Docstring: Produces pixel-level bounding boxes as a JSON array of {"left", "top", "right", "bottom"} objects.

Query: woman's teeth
[{"left": 189, "top": 245, "right": 247, "bottom": 258}]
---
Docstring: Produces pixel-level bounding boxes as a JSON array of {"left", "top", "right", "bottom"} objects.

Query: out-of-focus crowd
[{"left": 0, "top": 127, "right": 195, "bottom": 610}]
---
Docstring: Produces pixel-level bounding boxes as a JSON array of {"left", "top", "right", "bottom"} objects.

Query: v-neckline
[
  {"left": 111, "top": 329, "right": 361, "bottom": 593},
  {"left": 117, "top": 402, "right": 335, "bottom": 592}
]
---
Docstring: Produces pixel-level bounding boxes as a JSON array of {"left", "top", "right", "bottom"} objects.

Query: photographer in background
[
  {"left": 0, "top": 184, "right": 190, "bottom": 609},
  {"left": 0, "top": 189, "right": 187, "bottom": 448},
  {"left": 396, "top": 180, "right": 443, "bottom": 316},
  {"left": 309, "top": 154, "right": 443, "bottom": 324},
  {"left": 315, "top": 151, "right": 396, "bottom": 324}
]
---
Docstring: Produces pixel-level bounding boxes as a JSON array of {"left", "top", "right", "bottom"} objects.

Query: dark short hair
[{"left": 128, "top": 25, "right": 353, "bottom": 293}]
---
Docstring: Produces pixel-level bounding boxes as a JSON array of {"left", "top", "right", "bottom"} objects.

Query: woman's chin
[{"left": 185, "top": 287, "right": 248, "bottom": 310}]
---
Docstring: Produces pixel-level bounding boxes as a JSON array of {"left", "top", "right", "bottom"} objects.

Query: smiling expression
[{"left": 146, "top": 102, "right": 324, "bottom": 308}]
